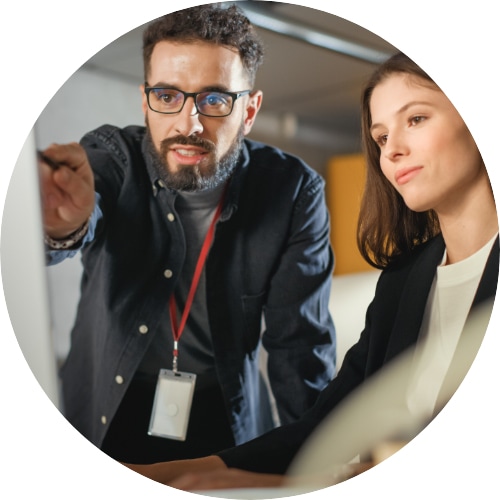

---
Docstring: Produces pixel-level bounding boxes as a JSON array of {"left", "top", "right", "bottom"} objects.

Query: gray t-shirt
[{"left": 138, "top": 183, "right": 226, "bottom": 385}]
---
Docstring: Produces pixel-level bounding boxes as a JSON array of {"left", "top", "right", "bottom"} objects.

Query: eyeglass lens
[{"left": 148, "top": 89, "right": 235, "bottom": 116}]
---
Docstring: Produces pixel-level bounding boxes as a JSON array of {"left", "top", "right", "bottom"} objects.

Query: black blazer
[{"left": 217, "top": 234, "right": 499, "bottom": 474}]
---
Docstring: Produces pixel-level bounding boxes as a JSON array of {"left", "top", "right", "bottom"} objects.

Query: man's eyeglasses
[{"left": 144, "top": 86, "right": 251, "bottom": 117}]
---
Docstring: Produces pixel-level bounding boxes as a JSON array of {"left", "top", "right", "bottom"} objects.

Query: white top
[{"left": 406, "top": 233, "right": 498, "bottom": 420}]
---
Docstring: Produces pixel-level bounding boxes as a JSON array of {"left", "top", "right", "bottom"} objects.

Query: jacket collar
[
  {"left": 473, "top": 236, "right": 499, "bottom": 307},
  {"left": 218, "top": 140, "right": 250, "bottom": 222},
  {"left": 385, "top": 235, "right": 446, "bottom": 360}
]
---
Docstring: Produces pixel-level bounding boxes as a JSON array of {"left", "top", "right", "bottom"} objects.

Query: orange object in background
[{"left": 325, "top": 153, "right": 375, "bottom": 275}]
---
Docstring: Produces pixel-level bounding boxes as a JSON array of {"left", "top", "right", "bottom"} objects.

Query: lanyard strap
[{"left": 169, "top": 186, "right": 227, "bottom": 371}]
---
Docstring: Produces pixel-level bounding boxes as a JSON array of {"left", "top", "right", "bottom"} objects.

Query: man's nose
[{"left": 174, "top": 97, "right": 203, "bottom": 136}]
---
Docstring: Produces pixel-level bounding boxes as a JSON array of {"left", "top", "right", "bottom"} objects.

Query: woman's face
[{"left": 369, "top": 73, "right": 485, "bottom": 216}]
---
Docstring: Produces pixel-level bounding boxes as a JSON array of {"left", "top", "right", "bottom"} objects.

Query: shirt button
[
  {"left": 139, "top": 324, "right": 149, "bottom": 334},
  {"left": 115, "top": 375, "right": 124, "bottom": 384},
  {"left": 101, "top": 416, "right": 107, "bottom": 425},
  {"left": 167, "top": 213, "right": 175, "bottom": 222},
  {"left": 164, "top": 269, "right": 173, "bottom": 278}
]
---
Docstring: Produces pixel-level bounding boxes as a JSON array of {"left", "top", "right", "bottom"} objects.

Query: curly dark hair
[{"left": 142, "top": 3, "right": 265, "bottom": 85}]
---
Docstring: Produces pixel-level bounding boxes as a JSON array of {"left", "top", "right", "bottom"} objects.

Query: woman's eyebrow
[{"left": 370, "top": 100, "right": 432, "bottom": 133}]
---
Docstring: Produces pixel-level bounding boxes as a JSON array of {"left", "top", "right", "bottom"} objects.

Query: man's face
[{"left": 141, "top": 40, "right": 262, "bottom": 191}]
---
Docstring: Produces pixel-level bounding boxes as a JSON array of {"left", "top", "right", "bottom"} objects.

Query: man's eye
[
  {"left": 160, "top": 94, "right": 173, "bottom": 103},
  {"left": 157, "top": 91, "right": 176, "bottom": 103},
  {"left": 202, "top": 93, "right": 228, "bottom": 106}
]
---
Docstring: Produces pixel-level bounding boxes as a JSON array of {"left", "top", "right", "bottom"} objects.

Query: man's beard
[{"left": 145, "top": 120, "right": 244, "bottom": 192}]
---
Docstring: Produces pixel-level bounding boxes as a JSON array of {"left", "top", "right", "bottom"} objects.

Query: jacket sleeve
[
  {"left": 262, "top": 174, "right": 337, "bottom": 424},
  {"left": 45, "top": 193, "right": 103, "bottom": 266}
]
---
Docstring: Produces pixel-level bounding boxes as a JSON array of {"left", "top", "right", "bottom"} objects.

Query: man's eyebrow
[
  {"left": 146, "top": 82, "right": 179, "bottom": 89},
  {"left": 146, "top": 82, "right": 231, "bottom": 92},
  {"left": 202, "top": 85, "right": 231, "bottom": 92},
  {"left": 370, "top": 100, "right": 432, "bottom": 133}
]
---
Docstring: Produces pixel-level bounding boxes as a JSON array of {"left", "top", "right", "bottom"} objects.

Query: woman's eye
[
  {"left": 375, "top": 134, "right": 388, "bottom": 146},
  {"left": 410, "top": 115, "right": 426, "bottom": 126}
]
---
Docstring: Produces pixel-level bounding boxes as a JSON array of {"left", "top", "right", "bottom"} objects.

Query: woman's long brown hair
[{"left": 357, "top": 52, "right": 441, "bottom": 269}]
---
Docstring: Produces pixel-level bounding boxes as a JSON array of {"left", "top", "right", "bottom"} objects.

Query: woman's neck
[{"left": 438, "top": 185, "right": 498, "bottom": 265}]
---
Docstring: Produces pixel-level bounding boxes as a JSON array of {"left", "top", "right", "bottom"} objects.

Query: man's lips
[
  {"left": 395, "top": 166, "right": 423, "bottom": 185},
  {"left": 169, "top": 146, "right": 209, "bottom": 165}
]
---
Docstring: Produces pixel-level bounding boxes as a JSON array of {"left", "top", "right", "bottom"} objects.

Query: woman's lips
[{"left": 395, "top": 166, "right": 423, "bottom": 185}]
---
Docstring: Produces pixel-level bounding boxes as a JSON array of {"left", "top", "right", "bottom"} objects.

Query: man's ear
[
  {"left": 243, "top": 90, "right": 263, "bottom": 135},
  {"left": 140, "top": 84, "right": 148, "bottom": 116}
]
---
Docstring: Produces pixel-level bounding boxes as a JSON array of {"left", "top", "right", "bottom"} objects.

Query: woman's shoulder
[{"left": 377, "top": 234, "right": 445, "bottom": 289}]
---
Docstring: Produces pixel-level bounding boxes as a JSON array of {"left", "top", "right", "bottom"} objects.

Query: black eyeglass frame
[{"left": 144, "top": 86, "right": 252, "bottom": 117}]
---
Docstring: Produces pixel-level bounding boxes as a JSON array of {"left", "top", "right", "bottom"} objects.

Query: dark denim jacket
[{"left": 52, "top": 125, "right": 336, "bottom": 448}]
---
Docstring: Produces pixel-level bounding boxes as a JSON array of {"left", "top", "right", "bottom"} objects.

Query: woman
[{"left": 125, "top": 52, "right": 499, "bottom": 491}]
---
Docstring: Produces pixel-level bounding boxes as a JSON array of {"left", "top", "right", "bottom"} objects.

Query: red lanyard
[{"left": 169, "top": 187, "right": 226, "bottom": 372}]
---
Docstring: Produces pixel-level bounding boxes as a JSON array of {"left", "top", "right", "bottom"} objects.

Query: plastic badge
[{"left": 148, "top": 369, "right": 196, "bottom": 441}]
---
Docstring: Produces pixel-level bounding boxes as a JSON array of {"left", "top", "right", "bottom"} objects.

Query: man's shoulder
[
  {"left": 80, "top": 125, "right": 147, "bottom": 184},
  {"left": 243, "top": 139, "right": 320, "bottom": 179},
  {"left": 81, "top": 124, "right": 146, "bottom": 153},
  {"left": 238, "top": 140, "right": 325, "bottom": 205}
]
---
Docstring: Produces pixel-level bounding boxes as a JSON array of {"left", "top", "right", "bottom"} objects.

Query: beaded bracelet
[{"left": 44, "top": 217, "right": 91, "bottom": 250}]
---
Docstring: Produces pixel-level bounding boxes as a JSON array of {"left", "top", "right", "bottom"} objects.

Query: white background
[{"left": 1, "top": 0, "right": 498, "bottom": 498}]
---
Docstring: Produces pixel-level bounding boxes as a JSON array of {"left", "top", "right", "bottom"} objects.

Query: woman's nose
[{"left": 384, "top": 131, "right": 409, "bottom": 161}]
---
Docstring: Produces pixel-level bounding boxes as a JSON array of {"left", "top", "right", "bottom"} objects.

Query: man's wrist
[{"left": 44, "top": 216, "right": 91, "bottom": 250}]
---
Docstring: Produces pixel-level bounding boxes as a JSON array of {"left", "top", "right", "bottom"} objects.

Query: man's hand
[
  {"left": 38, "top": 142, "right": 95, "bottom": 239},
  {"left": 169, "top": 467, "right": 285, "bottom": 492},
  {"left": 124, "top": 457, "right": 284, "bottom": 492},
  {"left": 122, "top": 455, "right": 229, "bottom": 486}
]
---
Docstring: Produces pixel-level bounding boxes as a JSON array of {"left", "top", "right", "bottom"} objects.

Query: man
[{"left": 40, "top": 4, "right": 336, "bottom": 464}]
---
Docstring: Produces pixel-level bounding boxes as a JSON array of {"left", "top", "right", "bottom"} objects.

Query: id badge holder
[{"left": 148, "top": 369, "right": 196, "bottom": 441}]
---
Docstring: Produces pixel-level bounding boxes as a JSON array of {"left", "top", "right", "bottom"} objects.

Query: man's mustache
[{"left": 160, "top": 135, "right": 216, "bottom": 153}]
